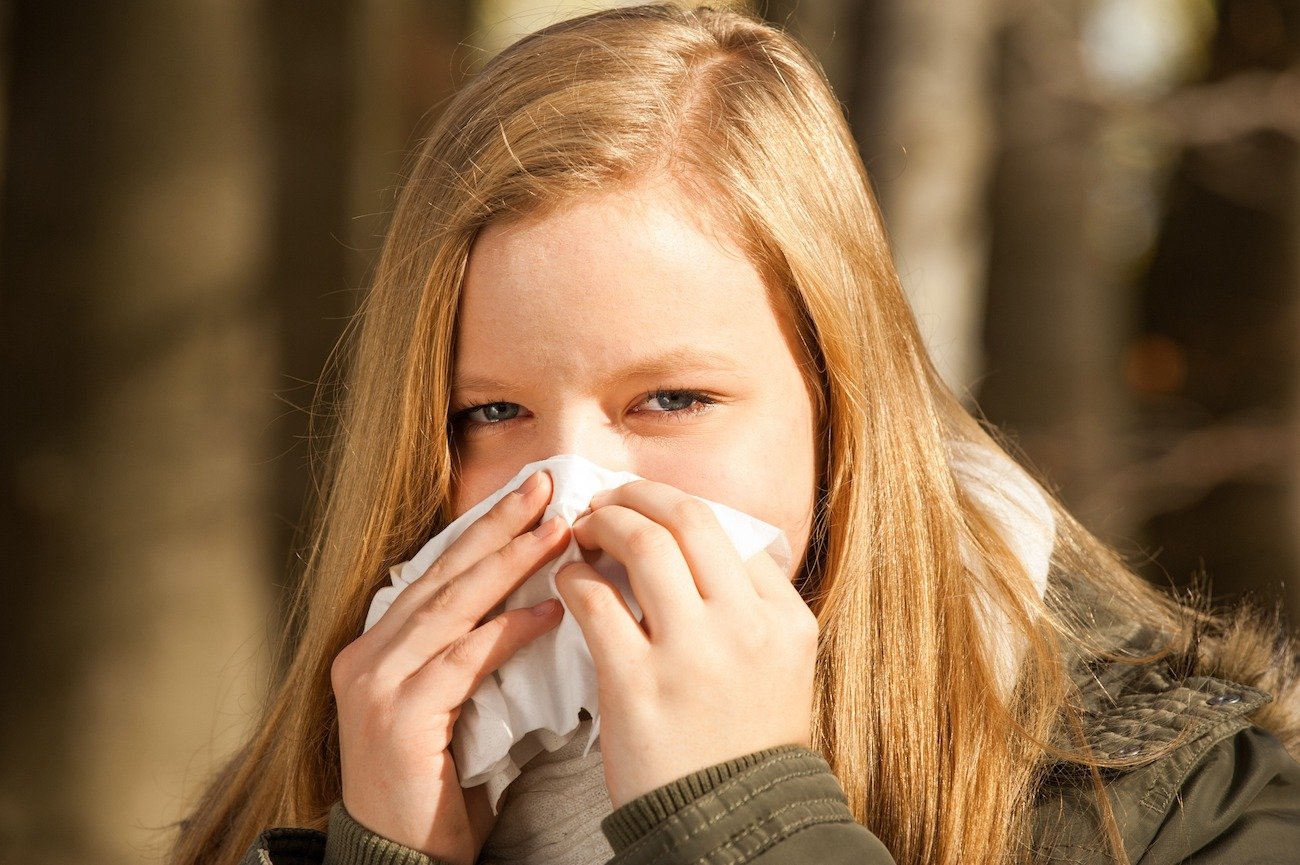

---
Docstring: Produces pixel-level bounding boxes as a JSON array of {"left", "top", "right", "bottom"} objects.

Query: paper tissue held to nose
[{"left": 362, "top": 453, "right": 793, "bottom": 814}]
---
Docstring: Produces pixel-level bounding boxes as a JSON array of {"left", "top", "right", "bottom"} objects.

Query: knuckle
[
  {"left": 428, "top": 577, "right": 460, "bottom": 611},
  {"left": 578, "top": 592, "right": 614, "bottom": 621},
  {"left": 472, "top": 495, "right": 525, "bottom": 540},
  {"left": 790, "top": 606, "right": 820, "bottom": 649},
  {"left": 332, "top": 650, "right": 390, "bottom": 708},
  {"left": 407, "top": 587, "right": 469, "bottom": 635},
  {"left": 566, "top": 577, "right": 609, "bottom": 616},
  {"left": 473, "top": 609, "right": 513, "bottom": 643},
  {"left": 626, "top": 523, "right": 672, "bottom": 558},
  {"left": 496, "top": 483, "right": 537, "bottom": 517},
  {"left": 492, "top": 533, "right": 534, "bottom": 567},
  {"left": 330, "top": 644, "right": 358, "bottom": 691},
  {"left": 474, "top": 538, "right": 538, "bottom": 589},
  {"left": 442, "top": 634, "right": 481, "bottom": 670},
  {"left": 492, "top": 493, "right": 521, "bottom": 520},
  {"left": 424, "top": 582, "right": 459, "bottom": 617},
  {"left": 413, "top": 554, "right": 447, "bottom": 587},
  {"left": 669, "top": 497, "right": 714, "bottom": 531}
]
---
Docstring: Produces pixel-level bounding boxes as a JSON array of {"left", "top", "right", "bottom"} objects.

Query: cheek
[
  {"left": 449, "top": 465, "right": 509, "bottom": 520},
  {"left": 739, "top": 394, "right": 819, "bottom": 565},
  {"left": 739, "top": 443, "right": 817, "bottom": 566},
  {"left": 696, "top": 462, "right": 815, "bottom": 580},
  {"left": 638, "top": 412, "right": 818, "bottom": 564}
]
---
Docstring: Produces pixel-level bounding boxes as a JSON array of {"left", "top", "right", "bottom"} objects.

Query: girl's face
[{"left": 450, "top": 176, "right": 821, "bottom": 576}]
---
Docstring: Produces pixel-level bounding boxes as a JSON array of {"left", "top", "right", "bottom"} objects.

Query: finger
[
  {"left": 745, "top": 549, "right": 798, "bottom": 602},
  {"left": 588, "top": 479, "right": 752, "bottom": 603},
  {"left": 404, "top": 598, "right": 565, "bottom": 709},
  {"left": 554, "top": 561, "right": 648, "bottom": 662},
  {"left": 378, "top": 515, "right": 571, "bottom": 679},
  {"left": 570, "top": 504, "right": 703, "bottom": 632},
  {"left": 371, "top": 469, "right": 554, "bottom": 639}
]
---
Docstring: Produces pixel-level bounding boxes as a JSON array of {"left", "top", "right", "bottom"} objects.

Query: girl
[{"left": 170, "top": 3, "right": 1300, "bottom": 864}]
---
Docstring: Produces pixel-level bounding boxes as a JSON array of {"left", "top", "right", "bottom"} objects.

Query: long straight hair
[{"left": 169, "top": 4, "right": 1300, "bottom": 863}]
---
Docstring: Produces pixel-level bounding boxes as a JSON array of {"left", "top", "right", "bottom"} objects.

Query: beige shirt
[{"left": 478, "top": 716, "right": 614, "bottom": 865}]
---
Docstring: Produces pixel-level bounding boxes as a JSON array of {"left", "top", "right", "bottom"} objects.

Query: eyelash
[{"left": 448, "top": 388, "right": 718, "bottom": 432}]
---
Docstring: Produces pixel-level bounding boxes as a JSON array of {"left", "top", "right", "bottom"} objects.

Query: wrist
[
  {"left": 326, "top": 801, "right": 455, "bottom": 865},
  {"left": 601, "top": 744, "right": 844, "bottom": 858}
]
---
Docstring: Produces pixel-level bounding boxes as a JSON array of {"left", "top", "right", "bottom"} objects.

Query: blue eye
[
  {"left": 642, "top": 390, "right": 702, "bottom": 411},
  {"left": 459, "top": 402, "right": 519, "bottom": 425},
  {"left": 640, "top": 390, "right": 714, "bottom": 415}
]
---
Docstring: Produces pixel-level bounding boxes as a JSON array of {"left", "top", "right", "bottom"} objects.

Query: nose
[{"left": 531, "top": 407, "right": 633, "bottom": 474}]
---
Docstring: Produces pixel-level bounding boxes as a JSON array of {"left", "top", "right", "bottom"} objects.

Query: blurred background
[{"left": 1, "top": 0, "right": 1297, "bottom": 862}]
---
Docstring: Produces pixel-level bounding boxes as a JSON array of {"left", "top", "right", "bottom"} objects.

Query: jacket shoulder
[{"left": 1035, "top": 655, "right": 1300, "bottom": 863}]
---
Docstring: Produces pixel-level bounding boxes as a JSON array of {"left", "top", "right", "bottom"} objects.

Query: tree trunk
[
  {"left": 851, "top": 0, "right": 999, "bottom": 402},
  {"left": 0, "top": 4, "right": 274, "bottom": 861},
  {"left": 977, "top": 0, "right": 1133, "bottom": 541},
  {"left": 768, "top": 0, "right": 999, "bottom": 402}
]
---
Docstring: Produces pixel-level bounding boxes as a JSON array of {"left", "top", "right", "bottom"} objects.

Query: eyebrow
[{"left": 453, "top": 346, "right": 745, "bottom": 393}]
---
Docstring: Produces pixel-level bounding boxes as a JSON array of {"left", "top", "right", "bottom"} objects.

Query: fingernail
[
  {"left": 516, "top": 471, "right": 542, "bottom": 496},
  {"left": 532, "top": 515, "right": 561, "bottom": 538},
  {"left": 532, "top": 598, "right": 562, "bottom": 617}
]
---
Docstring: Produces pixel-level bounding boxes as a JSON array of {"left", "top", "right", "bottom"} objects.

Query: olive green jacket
[{"left": 238, "top": 645, "right": 1300, "bottom": 865}]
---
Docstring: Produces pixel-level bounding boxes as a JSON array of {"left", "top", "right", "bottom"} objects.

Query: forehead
[{"left": 455, "top": 180, "right": 792, "bottom": 381}]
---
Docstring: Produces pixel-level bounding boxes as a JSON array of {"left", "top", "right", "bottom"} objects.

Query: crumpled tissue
[{"left": 363, "top": 453, "right": 793, "bottom": 814}]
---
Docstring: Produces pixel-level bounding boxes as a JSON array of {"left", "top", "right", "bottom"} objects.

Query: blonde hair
[{"left": 169, "top": 4, "right": 1299, "bottom": 864}]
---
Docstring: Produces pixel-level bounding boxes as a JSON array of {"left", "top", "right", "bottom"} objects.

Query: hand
[
  {"left": 554, "top": 479, "right": 818, "bottom": 808},
  {"left": 330, "top": 470, "right": 571, "bottom": 865}
]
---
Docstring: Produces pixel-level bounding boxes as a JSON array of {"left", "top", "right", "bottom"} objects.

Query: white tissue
[{"left": 363, "top": 453, "right": 792, "bottom": 814}]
